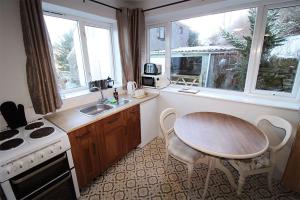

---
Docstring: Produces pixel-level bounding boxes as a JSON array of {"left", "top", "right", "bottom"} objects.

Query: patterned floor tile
[{"left": 80, "top": 137, "right": 300, "bottom": 200}]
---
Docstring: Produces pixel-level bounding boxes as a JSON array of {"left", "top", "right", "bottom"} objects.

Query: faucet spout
[
  {"left": 91, "top": 86, "right": 107, "bottom": 103},
  {"left": 99, "top": 88, "right": 107, "bottom": 103}
]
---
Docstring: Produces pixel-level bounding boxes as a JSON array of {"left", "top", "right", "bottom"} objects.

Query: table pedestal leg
[
  {"left": 214, "top": 159, "right": 237, "bottom": 189},
  {"left": 202, "top": 157, "right": 237, "bottom": 199},
  {"left": 202, "top": 157, "right": 215, "bottom": 199}
]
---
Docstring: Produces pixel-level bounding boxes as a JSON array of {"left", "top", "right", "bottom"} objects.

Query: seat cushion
[
  {"left": 167, "top": 133, "right": 204, "bottom": 163},
  {"left": 232, "top": 151, "right": 271, "bottom": 170}
]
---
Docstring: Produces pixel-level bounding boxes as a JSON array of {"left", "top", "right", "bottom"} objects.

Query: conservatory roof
[{"left": 151, "top": 45, "right": 237, "bottom": 55}]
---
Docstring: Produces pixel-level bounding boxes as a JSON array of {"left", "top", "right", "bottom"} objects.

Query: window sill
[
  {"left": 161, "top": 85, "right": 300, "bottom": 111},
  {"left": 61, "top": 89, "right": 91, "bottom": 100}
]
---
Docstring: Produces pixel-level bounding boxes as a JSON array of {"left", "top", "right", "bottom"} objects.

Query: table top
[{"left": 174, "top": 112, "right": 269, "bottom": 159}]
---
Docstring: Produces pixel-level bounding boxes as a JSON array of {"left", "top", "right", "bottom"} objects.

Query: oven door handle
[{"left": 11, "top": 154, "right": 67, "bottom": 185}]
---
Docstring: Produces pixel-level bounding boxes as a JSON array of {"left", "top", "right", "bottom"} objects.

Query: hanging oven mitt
[{"left": 0, "top": 101, "right": 27, "bottom": 129}]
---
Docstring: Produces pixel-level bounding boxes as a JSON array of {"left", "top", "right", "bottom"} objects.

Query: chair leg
[
  {"left": 187, "top": 164, "right": 194, "bottom": 191},
  {"left": 268, "top": 169, "right": 273, "bottom": 191},
  {"left": 237, "top": 175, "right": 246, "bottom": 196}
]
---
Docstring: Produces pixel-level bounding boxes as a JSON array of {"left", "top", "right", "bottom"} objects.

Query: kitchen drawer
[{"left": 103, "top": 112, "right": 125, "bottom": 130}]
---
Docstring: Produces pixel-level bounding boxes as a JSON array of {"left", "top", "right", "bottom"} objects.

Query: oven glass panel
[{"left": 10, "top": 153, "right": 74, "bottom": 200}]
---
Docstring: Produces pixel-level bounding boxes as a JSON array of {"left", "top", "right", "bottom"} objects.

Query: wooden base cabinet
[
  {"left": 125, "top": 105, "right": 141, "bottom": 153},
  {"left": 68, "top": 125, "right": 100, "bottom": 188},
  {"left": 69, "top": 105, "right": 141, "bottom": 188},
  {"left": 100, "top": 112, "right": 126, "bottom": 171}
]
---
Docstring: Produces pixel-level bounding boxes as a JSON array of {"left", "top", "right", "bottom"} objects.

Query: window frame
[
  {"left": 249, "top": 1, "right": 300, "bottom": 98},
  {"left": 146, "top": 0, "right": 300, "bottom": 103},
  {"left": 43, "top": 12, "right": 117, "bottom": 95},
  {"left": 146, "top": 24, "right": 170, "bottom": 76}
]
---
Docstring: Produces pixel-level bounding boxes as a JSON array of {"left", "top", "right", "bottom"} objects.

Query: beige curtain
[
  {"left": 20, "top": 0, "right": 62, "bottom": 114},
  {"left": 116, "top": 8, "right": 145, "bottom": 87}
]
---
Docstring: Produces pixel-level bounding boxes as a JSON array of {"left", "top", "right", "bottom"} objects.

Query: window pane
[
  {"left": 256, "top": 6, "right": 300, "bottom": 93},
  {"left": 149, "top": 27, "right": 166, "bottom": 74},
  {"left": 85, "top": 26, "right": 114, "bottom": 80},
  {"left": 171, "top": 8, "right": 257, "bottom": 91},
  {"left": 44, "top": 15, "right": 86, "bottom": 91}
]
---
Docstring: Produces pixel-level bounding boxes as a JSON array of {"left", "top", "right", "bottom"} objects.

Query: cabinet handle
[
  {"left": 108, "top": 117, "right": 119, "bottom": 124},
  {"left": 76, "top": 131, "right": 89, "bottom": 138},
  {"left": 93, "top": 143, "right": 96, "bottom": 155}
]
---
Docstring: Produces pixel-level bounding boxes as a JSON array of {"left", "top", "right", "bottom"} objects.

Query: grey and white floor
[{"left": 80, "top": 138, "right": 300, "bottom": 200}]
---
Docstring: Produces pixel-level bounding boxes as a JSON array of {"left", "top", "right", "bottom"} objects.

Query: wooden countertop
[{"left": 45, "top": 93, "right": 159, "bottom": 133}]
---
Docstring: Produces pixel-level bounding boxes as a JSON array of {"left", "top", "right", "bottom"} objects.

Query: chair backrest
[
  {"left": 255, "top": 115, "right": 292, "bottom": 153},
  {"left": 160, "top": 108, "right": 177, "bottom": 146}
]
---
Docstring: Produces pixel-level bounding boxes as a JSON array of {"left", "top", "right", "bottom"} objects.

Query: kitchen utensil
[
  {"left": 127, "top": 81, "right": 137, "bottom": 95},
  {"left": 134, "top": 89, "right": 146, "bottom": 98},
  {"left": 100, "top": 79, "right": 108, "bottom": 89},
  {"left": 88, "top": 81, "right": 99, "bottom": 92},
  {"left": 17, "top": 104, "right": 27, "bottom": 126},
  {"left": 107, "top": 77, "right": 114, "bottom": 88}
]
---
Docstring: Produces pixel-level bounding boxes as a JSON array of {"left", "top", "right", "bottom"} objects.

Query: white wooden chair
[
  {"left": 160, "top": 108, "right": 206, "bottom": 190},
  {"left": 229, "top": 115, "right": 293, "bottom": 195}
]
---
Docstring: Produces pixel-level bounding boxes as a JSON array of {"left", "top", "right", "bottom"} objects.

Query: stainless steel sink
[
  {"left": 79, "top": 104, "right": 113, "bottom": 116},
  {"left": 115, "top": 99, "right": 130, "bottom": 106},
  {"left": 79, "top": 98, "right": 131, "bottom": 116}
]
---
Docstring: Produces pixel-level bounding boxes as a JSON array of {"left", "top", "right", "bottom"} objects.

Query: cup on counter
[{"left": 134, "top": 89, "right": 146, "bottom": 98}]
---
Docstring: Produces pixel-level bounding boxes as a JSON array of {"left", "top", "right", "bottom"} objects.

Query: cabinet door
[
  {"left": 125, "top": 105, "right": 141, "bottom": 153},
  {"left": 101, "top": 126, "right": 126, "bottom": 170},
  {"left": 68, "top": 125, "right": 100, "bottom": 188}
]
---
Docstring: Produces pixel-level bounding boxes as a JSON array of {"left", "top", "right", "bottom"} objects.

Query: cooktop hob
[
  {"left": 30, "top": 127, "right": 55, "bottom": 139},
  {"left": 0, "top": 130, "right": 19, "bottom": 141},
  {"left": 0, "top": 138, "right": 24, "bottom": 151},
  {"left": 25, "top": 122, "right": 44, "bottom": 130}
]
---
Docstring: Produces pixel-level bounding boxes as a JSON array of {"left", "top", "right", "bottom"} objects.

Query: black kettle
[{"left": 107, "top": 77, "right": 114, "bottom": 88}]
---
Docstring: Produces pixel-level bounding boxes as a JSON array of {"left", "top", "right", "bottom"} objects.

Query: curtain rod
[
  {"left": 83, "top": 0, "right": 122, "bottom": 11},
  {"left": 143, "top": 0, "right": 192, "bottom": 12},
  {"left": 83, "top": 0, "right": 193, "bottom": 12}
]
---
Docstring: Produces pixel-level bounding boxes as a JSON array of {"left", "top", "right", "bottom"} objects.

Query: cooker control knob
[
  {"left": 48, "top": 147, "right": 54, "bottom": 154},
  {"left": 18, "top": 161, "right": 24, "bottom": 169},
  {"left": 6, "top": 166, "right": 11, "bottom": 174},
  {"left": 39, "top": 151, "right": 45, "bottom": 159},
  {"left": 29, "top": 156, "right": 35, "bottom": 164}
]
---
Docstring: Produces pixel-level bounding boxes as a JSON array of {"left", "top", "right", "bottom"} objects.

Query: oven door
[
  {"left": 142, "top": 76, "right": 155, "bottom": 87},
  {"left": 9, "top": 153, "right": 76, "bottom": 200}
]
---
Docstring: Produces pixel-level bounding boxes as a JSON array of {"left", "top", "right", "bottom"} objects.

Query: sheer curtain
[
  {"left": 116, "top": 8, "right": 145, "bottom": 87},
  {"left": 19, "top": 0, "right": 62, "bottom": 114}
]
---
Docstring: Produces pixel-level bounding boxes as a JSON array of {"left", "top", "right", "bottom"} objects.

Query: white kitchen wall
[{"left": 0, "top": 0, "right": 126, "bottom": 129}]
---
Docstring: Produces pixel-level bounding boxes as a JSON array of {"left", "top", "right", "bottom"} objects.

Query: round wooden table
[{"left": 174, "top": 112, "right": 269, "bottom": 198}]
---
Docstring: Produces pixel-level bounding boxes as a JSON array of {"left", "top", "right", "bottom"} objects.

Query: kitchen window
[
  {"left": 254, "top": 5, "right": 300, "bottom": 96},
  {"left": 44, "top": 14, "right": 118, "bottom": 95},
  {"left": 148, "top": 26, "right": 166, "bottom": 74},
  {"left": 147, "top": 1, "right": 300, "bottom": 101},
  {"left": 170, "top": 8, "right": 256, "bottom": 91}
]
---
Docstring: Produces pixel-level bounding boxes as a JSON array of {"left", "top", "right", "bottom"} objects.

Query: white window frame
[
  {"left": 146, "top": 0, "right": 300, "bottom": 103},
  {"left": 43, "top": 12, "right": 117, "bottom": 95},
  {"left": 146, "top": 23, "right": 170, "bottom": 77},
  {"left": 249, "top": 1, "right": 300, "bottom": 99}
]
